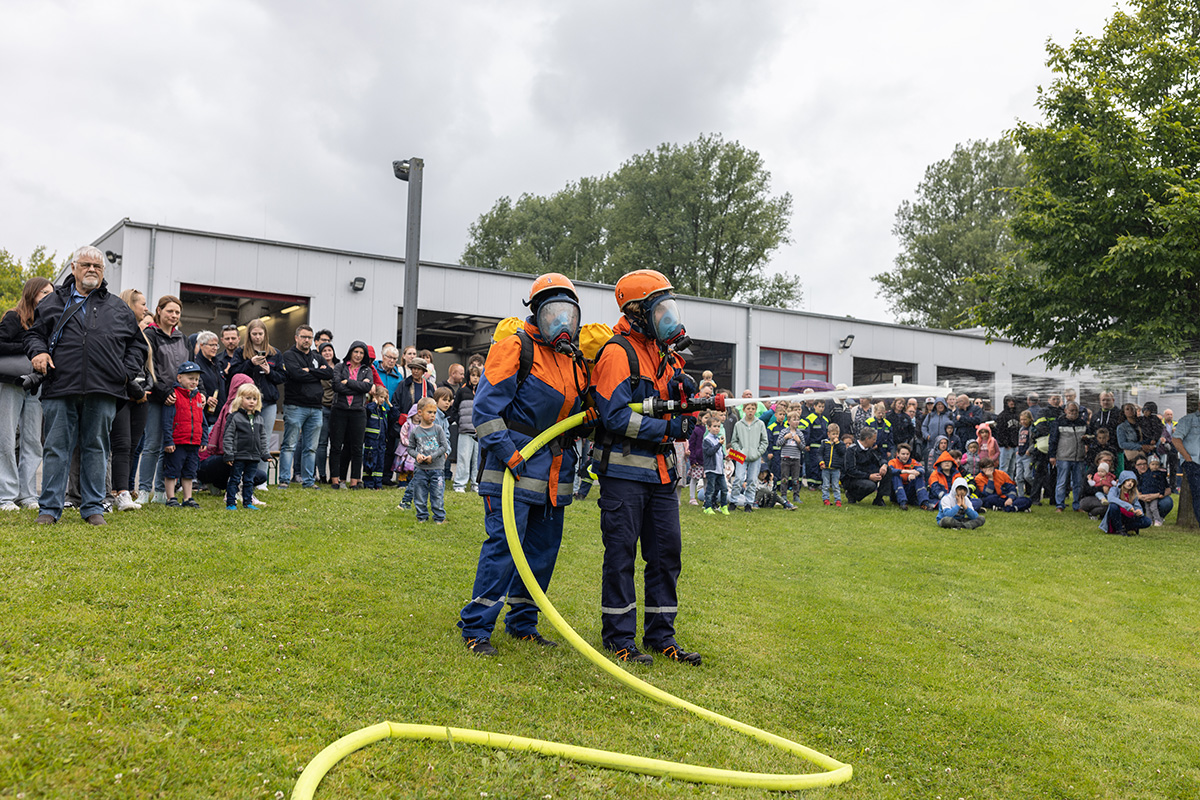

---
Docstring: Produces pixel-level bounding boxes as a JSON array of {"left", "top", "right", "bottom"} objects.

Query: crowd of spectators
[{"left": 2, "top": 247, "right": 1198, "bottom": 535}]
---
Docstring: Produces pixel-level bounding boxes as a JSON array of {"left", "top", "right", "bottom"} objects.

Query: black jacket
[
  {"left": 332, "top": 341, "right": 373, "bottom": 412},
  {"left": 145, "top": 322, "right": 190, "bottom": 403},
  {"left": 23, "top": 276, "right": 146, "bottom": 401},
  {"left": 994, "top": 396, "right": 1022, "bottom": 448},
  {"left": 197, "top": 354, "right": 222, "bottom": 425},
  {"left": 0, "top": 310, "right": 31, "bottom": 386},
  {"left": 231, "top": 345, "right": 286, "bottom": 406},
  {"left": 280, "top": 345, "right": 334, "bottom": 408},
  {"left": 843, "top": 441, "right": 887, "bottom": 482},
  {"left": 393, "top": 374, "right": 437, "bottom": 415}
]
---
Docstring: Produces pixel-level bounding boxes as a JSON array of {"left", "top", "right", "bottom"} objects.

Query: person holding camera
[
  {"left": 0, "top": 276, "right": 54, "bottom": 511},
  {"left": 108, "top": 289, "right": 155, "bottom": 512},
  {"left": 23, "top": 246, "right": 147, "bottom": 525}
]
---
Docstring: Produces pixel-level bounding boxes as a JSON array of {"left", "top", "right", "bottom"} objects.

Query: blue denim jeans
[
  {"left": 279, "top": 404, "right": 323, "bottom": 486},
  {"left": 999, "top": 446, "right": 1017, "bottom": 476},
  {"left": 732, "top": 458, "right": 762, "bottom": 507},
  {"left": 1055, "top": 460, "right": 1085, "bottom": 510},
  {"left": 137, "top": 401, "right": 165, "bottom": 494},
  {"left": 39, "top": 394, "right": 117, "bottom": 520},
  {"left": 411, "top": 468, "right": 445, "bottom": 522},
  {"left": 0, "top": 382, "right": 41, "bottom": 505},
  {"left": 226, "top": 459, "right": 258, "bottom": 507},
  {"left": 704, "top": 471, "right": 727, "bottom": 509},
  {"left": 821, "top": 468, "right": 841, "bottom": 502}
]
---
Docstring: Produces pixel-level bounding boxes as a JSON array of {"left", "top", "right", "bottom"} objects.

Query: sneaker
[
  {"left": 244, "top": 504, "right": 260, "bottom": 511},
  {"left": 703, "top": 507, "right": 715, "bottom": 515},
  {"left": 153, "top": 491, "right": 167, "bottom": 505},
  {"left": 36, "top": 514, "right": 57, "bottom": 525},
  {"left": 744, "top": 504, "right": 753, "bottom": 513},
  {"left": 114, "top": 491, "right": 140, "bottom": 512},
  {"left": 277, "top": 482, "right": 289, "bottom": 489},
  {"left": 719, "top": 506, "right": 730, "bottom": 515},
  {"left": 101, "top": 498, "right": 114, "bottom": 513},
  {"left": 604, "top": 642, "right": 653, "bottom": 664},
  {"left": 454, "top": 488, "right": 466, "bottom": 493},
  {"left": 465, "top": 638, "right": 498, "bottom": 657},
  {"left": 137, "top": 490, "right": 152, "bottom": 505},
  {"left": 251, "top": 496, "right": 266, "bottom": 507},
  {"left": 651, "top": 642, "right": 702, "bottom": 666},
  {"left": 0, "top": 501, "right": 19, "bottom": 511},
  {"left": 20, "top": 500, "right": 39, "bottom": 510},
  {"left": 1153, "top": 520, "right": 1163, "bottom": 527},
  {"left": 255, "top": 483, "right": 269, "bottom": 492},
  {"left": 835, "top": 501, "right": 842, "bottom": 507},
  {"left": 226, "top": 504, "right": 238, "bottom": 511},
  {"left": 688, "top": 499, "right": 699, "bottom": 506},
  {"left": 516, "top": 632, "right": 558, "bottom": 648},
  {"left": 165, "top": 498, "right": 181, "bottom": 508},
  {"left": 181, "top": 498, "right": 201, "bottom": 509},
  {"left": 824, "top": 499, "right": 830, "bottom": 506}
]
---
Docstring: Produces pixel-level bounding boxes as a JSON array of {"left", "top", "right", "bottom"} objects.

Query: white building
[{"left": 89, "top": 218, "right": 1186, "bottom": 411}]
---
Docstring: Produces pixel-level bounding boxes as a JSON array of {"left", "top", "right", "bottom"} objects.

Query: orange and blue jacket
[
  {"left": 927, "top": 450, "right": 963, "bottom": 501},
  {"left": 975, "top": 469, "right": 1018, "bottom": 498},
  {"left": 887, "top": 455, "right": 924, "bottom": 483},
  {"left": 590, "top": 317, "right": 696, "bottom": 485},
  {"left": 473, "top": 321, "right": 588, "bottom": 507}
]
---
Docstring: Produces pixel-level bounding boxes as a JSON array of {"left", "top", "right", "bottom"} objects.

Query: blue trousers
[
  {"left": 411, "top": 468, "right": 445, "bottom": 522},
  {"left": 459, "top": 496, "right": 564, "bottom": 640},
  {"left": 981, "top": 493, "right": 1033, "bottom": 512},
  {"left": 39, "top": 394, "right": 117, "bottom": 520},
  {"left": 704, "top": 471, "right": 727, "bottom": 509},
  {"left": 597, "top": 476, "right": 682, "bottom": 649},
  {"left": 890, "top": 474, "right": 930, "bottom": 508},
  {"left": 279, "top": 404, "right": 323, "bottom": 487},
  {"left": 1055, "top": 460, "right": 1086, "bottom": 510}
]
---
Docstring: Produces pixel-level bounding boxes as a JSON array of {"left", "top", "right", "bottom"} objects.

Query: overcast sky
[{"left": 1, "top": 0, "right": 1119, "bottom": 323}]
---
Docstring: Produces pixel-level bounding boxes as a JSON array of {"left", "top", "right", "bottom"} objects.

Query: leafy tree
[
  {"left": 462, "top": 134, "right": 800, "bottom": 308},
  {"left": 0, "top": 246, "right": 59, "bottom": 312},
  {"left": 972, "top": 0, "right": 1200, "bottom": 377},
  {"left": 875, "top": 139, "right": 1027, "bottom": 329}
]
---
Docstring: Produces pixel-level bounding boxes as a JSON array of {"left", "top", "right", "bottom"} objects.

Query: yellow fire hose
[{"left": 292, "top": 411, "right": 852, "bottom": 798}]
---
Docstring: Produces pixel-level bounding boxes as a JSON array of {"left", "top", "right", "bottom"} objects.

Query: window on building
[
  {"left": 936, "top": 366, "right": 995, "bottom": 403},
  {"left": 852, "top": 357, "right": 915, "bottom": 386},
  {"left": 759, "top": 348, "right": 829, "bottom": 394}
]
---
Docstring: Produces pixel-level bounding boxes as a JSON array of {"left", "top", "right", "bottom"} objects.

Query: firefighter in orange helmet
[
  {"left": 458, "top": 273, "right": 591, "bottom": 656},
  {"left": 590, "top": 270, "right": 701, "bottom": 666}
]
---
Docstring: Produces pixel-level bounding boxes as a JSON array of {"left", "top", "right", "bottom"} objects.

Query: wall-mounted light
[
  {"left": 838, "top": 334, "right": 855, "bottom": 353},
  {"left": 280, "top": 304, "right": 303, "bottom": 315},
  {"left": 105, "top": 250, "right": 122, "bottom": 265},
  {"left": 433, "top": 345, "right": 453, "bottom": 353},
  {"left": 350, "top": 276, "right": 366, "bottom": 292},
  {"left": 259, "top": 315, "right": 272, "bottom": 323}
]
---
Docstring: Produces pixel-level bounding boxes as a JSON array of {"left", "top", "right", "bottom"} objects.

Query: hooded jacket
[
  {"left": 927, "top": 450, "right": 963, "bottom": 501},
  {"left": 332, "top": 341, "right": 373, "bottom": 412},
  {"left": 1098, "top": 470, "right": 1144, "bottom": 533},
  {"left": 975, "top": 468, "right": 1017, "bottom": 498},
  {"left": 922, "top": 401, "right": 953, "bottom": 444},
  {"left": 994, "top": 396, "right": 1022, "bottom": 448},
  {"left": 937, "top": 476, "right": 980, "bottom": 523},
  {"left": 22, "top": 275, "right": 147, "bottom": 401},
  {"left": 1049, "top": 412, "right": 1089, "bottom": 461},
  {"left": 144, "top": 321, "right": 190, "bottom": 402},
  {"left": 223, "top": 406, "right": 270, "bottom": 461}
]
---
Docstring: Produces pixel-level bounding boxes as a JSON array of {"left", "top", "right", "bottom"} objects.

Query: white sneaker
[
  {"left": 114, "top": 490, "right": 141, "bottom": 512},
  {"left": 454, "top": 488, "right": 466, "bottom": 493},
  {"left": 136, "top": 490, "right": 152, "bottom": 505},
  {"left": 251, "top": 495, "right": 267, "bottom": 507},
  {"left": 0, "top": 501, "right": 19, "bottom": 511},
  {"left": 255, "top": 483, "right": 269, "bottom": 492},
  {"left": 20, "top": 499, "right": 39, "bottom": 510},
  {"left": 153, "top": 491, "right": 167, "bottom": 504}
]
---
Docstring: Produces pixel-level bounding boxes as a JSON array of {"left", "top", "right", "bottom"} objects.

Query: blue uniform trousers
[
  {"left": 597, "top": 476, "right": 682, "bottom": 650},
  {"left": 458, "top": 496, "right": 564, "bottom": 641},
  {"left": 890, "top": 474, "right": 930, "bottom": 508}
]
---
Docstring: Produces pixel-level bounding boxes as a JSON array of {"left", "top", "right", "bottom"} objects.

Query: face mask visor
[
  {"left": 648, "top": 296, "right": 686, "bottom": 346},
  {"left": 536, "top": 299, "right": 580, "bottom": 353}
]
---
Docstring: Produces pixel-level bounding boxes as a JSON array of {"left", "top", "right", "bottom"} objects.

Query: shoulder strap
[
  {"left": 514, "top": 329, "right": 535, "bottom": 390},
  {"left": 596, "top": 333, "right": 641, "bottom": 392}
]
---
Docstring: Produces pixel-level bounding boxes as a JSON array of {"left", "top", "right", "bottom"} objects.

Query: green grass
[{"left": 2, "top": 487, "right": 1199, "bottom": 799}]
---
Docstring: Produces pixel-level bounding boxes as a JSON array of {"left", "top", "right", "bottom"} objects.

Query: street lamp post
[{"left": 393, "top": 157, "right": 424, "bottom": 350}]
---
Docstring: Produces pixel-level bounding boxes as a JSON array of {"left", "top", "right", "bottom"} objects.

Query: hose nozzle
[{"left": 635, "top": 395, "right": 725, "bottom": 417}]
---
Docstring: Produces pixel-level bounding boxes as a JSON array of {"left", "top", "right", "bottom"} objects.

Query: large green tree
[
  {"left": 875, "top": 139, "right": 1027, "bottom": 329},
  {"left": 462, "top": 134, "right": 800, "bottom": 307},
  {"left": 0, "top": 246, "right": 59, "bottom": 311},
  {"left": 972, "top": 0, "right": 1200, "bottom": 377}
]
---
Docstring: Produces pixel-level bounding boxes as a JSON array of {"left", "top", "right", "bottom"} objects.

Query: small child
[
  {"left": 1089, "top": 460, "right": 1116, "bottom": 500},
  {"left": 702, "top": 415, "right": 729, "bottom": 515},
  {"left": 888, "top": 442, "right": 930, "bottom": 510},
  {"left": 223, "top": 383, "right": 269, "bottom": 510},
  {"left": 1087, "top": 426, "right": 1117, "bottom": 469},
  {"left": 937, "top": 477, "right": 984, "bottom": 530},
  {"left": 755, "top": 471, "right": 797, "bottom": 510},
  {"left": 362, "top": 384, "right": 391, "bottom": 489},
  {"left": 1100, "top": 470, "right": 1150, "bottom": 536},
  {"left": 925, "top": 436, "right": 949, "bottom": 478},
  {"left": 959, "top": 439, "right": 983, "bottom": 477},
  {"left": 778, "top": 409, "right": 806, "bottom": 502},
  {"left": 162, "top": 361, "right": 208, "bottom": 509},
  {"left": 818, "top": 422, "right": 846, "bottom": 506},
  {"left": 435, "top": 386, "right": 455, "bottom": 483},
  {"left": 409, "top": 397, "right": 449, "bottom": 523},
  {"left": 1014, "top": 410, "right": 1034, "bottom": 497},
  {"left": 1139, "top": 454, "right": 1171, "bottom": 526}
]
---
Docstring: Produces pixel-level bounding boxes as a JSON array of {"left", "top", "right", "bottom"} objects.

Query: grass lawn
[{"left": 2, "top": 485, "right": 1198, "bottom": 799}]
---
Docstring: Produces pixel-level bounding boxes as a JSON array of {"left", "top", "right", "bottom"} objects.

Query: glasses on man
[
  {"left": 76, "top": 261, "right": 104, "bottom": 271},
  {"left": 221, "top": 325, "right": 239, "bottom": 332}
]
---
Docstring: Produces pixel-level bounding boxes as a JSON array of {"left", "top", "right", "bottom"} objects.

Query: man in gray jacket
[{"left": 1049, "top": 402, "right": 1089, "bottom": 512}]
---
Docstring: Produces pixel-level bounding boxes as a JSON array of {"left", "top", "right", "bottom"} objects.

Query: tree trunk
[{"left": 1178, "top": 477, "right": 1197, "bottom": 529}]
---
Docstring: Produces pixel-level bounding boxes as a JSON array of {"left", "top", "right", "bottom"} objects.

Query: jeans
[
  {"left": 821, "top": 468, "right": 841, "bottom": 502},
  {"left": 316, "top": 406, "right": 331, "bottom": 480},
  {"left": 1055, "top": 460, "right": 1085, "bottom": 510},
  {"left": 278, "top": 404, "right": 323, "bottom": 487},
  {"left": 226, "top": 459, "right": 257, "bottom": 506},
  {"left": 411, "top": 468, "right": 445, "bottom": 522},
  {"left": 999, "top": 446, "right": 1017, "bottom": 475},
  {"left": 704, "top": 471, "right": 727, "bottom": 509},
  {"left": 259, "top": 402, "right": 277, "bottom": 475},
  {"left": 1183, "top": 461, "right": 1200, "bottom": 524},
  {"left": 137, "top": 401, "right": 166, "bottom": 494},
  {"left": 453, "top": 432, "right": 479, "bottom": 491},
  {"left": 731, "top": 458, "right": 762, "bottom": 507},
  {"left": 1014, "top": 454, "right": 1032, "bottom": 497},
  {"left": 0, "top": 382, "right": 41, "bottom": 505},
  {"left": 39, "top": 394, "right": 117, "bottom": 520}
]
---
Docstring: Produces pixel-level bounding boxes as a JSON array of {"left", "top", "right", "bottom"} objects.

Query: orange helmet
[
  {"left": 614, "top": 269, "right": 673, "bottom": 310},
  {"left": 527, "top": 272, "right": 578, "bottom": 309}
]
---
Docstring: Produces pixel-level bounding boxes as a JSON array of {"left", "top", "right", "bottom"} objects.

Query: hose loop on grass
[{"left": 293, "top": 412, "right": 852, "bottom": 798}]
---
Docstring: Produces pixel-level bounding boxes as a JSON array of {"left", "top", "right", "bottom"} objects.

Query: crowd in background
[{"left": 2, "top": 252, "right": 1198, "bottom": 533}]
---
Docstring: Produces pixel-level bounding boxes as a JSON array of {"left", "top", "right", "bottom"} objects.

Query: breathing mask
[
  {"left": 643, "top": 293, "right": 691, "bottom": 352},
  {"left": 535, "top": 293, "right": 581, "bottom": 355}
]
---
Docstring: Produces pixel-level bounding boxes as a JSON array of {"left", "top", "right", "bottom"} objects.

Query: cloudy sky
[{"left": 1, "top": 0, "right": 1119, "bottom": 323}]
